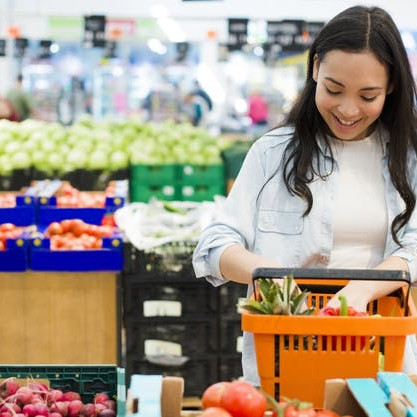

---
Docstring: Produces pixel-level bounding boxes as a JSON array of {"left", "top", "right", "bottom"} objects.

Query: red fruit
[
  {"left": 68, "top": 400, "right": 84, "bottom": 417},
  {"left": 199, "top": 407, "right": 233, "bottom": 417},
  {"left": 62, "top": 392, "right": 81, "bottom": 402},
  {"left": 202, "top": 382, "right": 231, "bottom": 409},
  {"left": 81, "top": 404, "right": 96, "bottom": 417},
  {"left": 94, "top": 404, "right": 105, "bottom": 415},
  {"left": 104, "top": 401, "right": 115, "bottom": 412},
  {"left": 48, "top": 390, "right": 64, "bottom": 403},
  {"left": 22, "top": 404, "right": 37, "bottom": 417},
  {"left": 97, "top": 410, "right": 115, "bottom": 417},
  {"left": 15, "top": 387, "right": 33, "bottom": 406},
  {"left": 32, "top": 403, "right": 48, "bottom": 417},
  {"left": 49, "top": 413, "right": 63, "bottom": 417},
  {"left": 220, "top": 381, "right": 267, "bottom": 417},
  {"left": 93, "top": 394, "right": 109, "bottom": 406},
  {"left": 0, "top": 378, "right": 20, "bottom": 398},
  {"left": 0, "top": 411, "right": 12, "bottom": 417},
  {"left": 50, "top": 402, "right": 69, "bottom": 417}
]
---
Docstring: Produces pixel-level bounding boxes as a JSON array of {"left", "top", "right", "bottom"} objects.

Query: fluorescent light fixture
[
  {"left": 147, "top": 38, "right": 168, "bottom": 55},
  {"left": 157, "top": 17, "right": 186, "bottom": 42}
]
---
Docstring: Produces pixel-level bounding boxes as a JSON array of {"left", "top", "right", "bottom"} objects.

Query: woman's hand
[{"left": 324, "top": 281, "right": 370, "bottom": 312}]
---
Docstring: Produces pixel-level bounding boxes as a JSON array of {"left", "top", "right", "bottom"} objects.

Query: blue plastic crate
[
  {"left": 0, "top": 237, "right": 28, "bottom": 271},
  {"left": 0, "top": 193, "right": 36, "bottom": 226},
  {"left": 37, "top": 207, "right": 109, "bottom": 227},
  {"left": 30, "top": 235, "right": 123, "bottom": 271}
]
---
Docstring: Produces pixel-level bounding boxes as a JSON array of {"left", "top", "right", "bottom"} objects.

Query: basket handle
[{"left": 251, "top": 267, "right": 412, "bottom": 315}]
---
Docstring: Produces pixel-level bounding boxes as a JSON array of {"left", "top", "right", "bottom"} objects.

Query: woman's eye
[
  {"left": 361, "top": 96, "right": 377, "bottom": 102},
  {"left": 325, "top": 86, "right": 340, "bottom": 95}
]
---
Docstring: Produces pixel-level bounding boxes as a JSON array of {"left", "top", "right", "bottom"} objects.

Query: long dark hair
[{"left": 283, "top": 5, "right": 417, "bottom": 245}]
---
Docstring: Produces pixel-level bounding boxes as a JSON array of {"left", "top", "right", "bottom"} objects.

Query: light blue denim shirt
[{"left": 192, "top": 125, "right": 417, "bottom": 385}]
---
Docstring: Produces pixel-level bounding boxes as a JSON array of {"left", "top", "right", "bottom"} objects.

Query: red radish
[
  {"left": 22, "top": 404, "right": 37, "bottom": 417},
  {"left": 47, "top": 391, "right": 64, "bottom": 404},
  {"left": 68, "top": 401, "right": 83, "bottom": 417},
  {"left": 32, "top": 403, "right": 48, "bottom": 417},
  {"left": 0, "top": 411, "right": 12, "bottom": 417},
  {"left": 93, "top": 394, "right": 108, "bottom": 406},
  {"left": 49, "top": 413, "right": 63, "bottom": 417},
  {"left": 62, "top": 393, "right": 80, "bottom": 403},
  {"left": 93, "top": 405, "right": 105, "bottom": 416},
  {"left": 98, "top": 410, "right": 115, "bottom": 417},
  {"left": 49, "top": 402, "right": 68, "bottom": 417},
  {"left": 104, "top": 401, "right": 115, "bottom": 412},
  {"left": 1, "top": 404, "right": 21, "bottom": 414},
  {"left": 81, "top": 404, "right": 96, "bottom": 417},
  {"left": 0, "top": 379, "right": 20, "bottom": 398},
  {"left": 15, "top": 388, "right": 33, "bottom": 406}
]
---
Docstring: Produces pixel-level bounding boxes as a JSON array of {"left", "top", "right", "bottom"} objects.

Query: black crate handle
[{"left": 252, "top": 267, "right": 412, "bottom": 316}]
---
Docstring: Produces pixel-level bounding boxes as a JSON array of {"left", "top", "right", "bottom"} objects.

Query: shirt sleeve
[
  {"left": 192, "top": 139, "right": 267, "bottom": 286},
  {"left": 389, "top": 153, "right": 417, "bottom": 282}
]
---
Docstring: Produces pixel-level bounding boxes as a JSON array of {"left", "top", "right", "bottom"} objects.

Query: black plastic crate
[
  {"left": 218, "top": 354, "right": 243, "bottom": 381},
  {"left": 126, "top": 355, "right": 218, "bottom": 397},
  {"left": 125, "top": 317, "right": 218, "bottom": 356},
  {"left": 123, "top": 279, "right": 218, "bottom": 318},
  {"left": 219, "top": 318, "right": 243, "bottom": 354},
  {"left": 122, "top": 241, "right": 195, "bottom": 275},
  {"left": 219, "top": 281, "right": 248, "bottom": 316}
]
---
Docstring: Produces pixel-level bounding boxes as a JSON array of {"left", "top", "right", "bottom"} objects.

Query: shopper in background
[
  {"left": 6, "top": 74, "right": 33, "bottom": 121},
  {"left": 183, "top": 91, "right": 210, "bottom": 127},
  {"left": 247, "top": 89, "right": 269, "bottom": 138},
  {"left": 191, "top": 80, "right": 213, "bottom": 112},
  {"left": 193, "top": 5, "right": 417, "bottom": 385}
]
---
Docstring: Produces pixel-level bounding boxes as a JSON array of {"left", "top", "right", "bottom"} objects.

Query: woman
[{"left": 193, "top": 5, "right": 417, "bottom": 385}]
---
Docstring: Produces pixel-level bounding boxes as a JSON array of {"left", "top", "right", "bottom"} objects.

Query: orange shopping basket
[{"left": 241, "top": 268, "right": 417, "bottom": 408}]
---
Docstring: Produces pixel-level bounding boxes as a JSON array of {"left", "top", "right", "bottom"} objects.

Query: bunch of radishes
[{"left": 0, "top": 378, "right": 116, "bottom": 417}]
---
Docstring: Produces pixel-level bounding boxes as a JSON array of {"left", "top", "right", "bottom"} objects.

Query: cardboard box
[
  {"left": 324, "top": 374, "right": 417, "bottom": 417},
  {"left": 126, "top": 376, "right": 184, "bottom": 417}
]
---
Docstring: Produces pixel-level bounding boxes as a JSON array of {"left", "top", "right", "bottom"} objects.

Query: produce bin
[
  {"left": 130, "top": 164, "right": 177, "bottom": 184},
  {"left": 0, "top": 365, "right": 125, "bottom": 417},
  {"left": 0, "top": 236, "right": 28, "bottom": 271},
  {"left": 241, "top": 268, "right": 417, "bottom": 408},
  {"left": 177, "top": 164, "right": 225, "bottom": 185},
  {"left": 30, "top": 235, "right": 123, "bottom": 271}
]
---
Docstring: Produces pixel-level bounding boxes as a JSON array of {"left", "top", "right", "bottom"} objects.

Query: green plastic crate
[
  {"left": 177, "top": 164, "right": 225, "bottom": 185},
  {"left": 0, "top": 365, "right": 125, "bottom": 416},
  {"left": 221, "top": 141, "right": 253, "bottom": 180},
  {"left": 129, "top": 183, "right": 178, "bottom": 202},
  {"left": 180, "top": 184, "right": 225, "bottom": 201},
  {"left": 130, "top": 164, "right": 177, "bottom": 185}
]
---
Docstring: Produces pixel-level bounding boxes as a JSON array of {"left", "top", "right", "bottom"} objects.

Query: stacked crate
[
  {"left": 129, "top": 163, "right": 225, "bottom": 202},
  {"left": 122, "top": 242, "right": 219, "bottom": 397},
  {"left": 218, "top": 281, "right": 247, "bottom": 381}
]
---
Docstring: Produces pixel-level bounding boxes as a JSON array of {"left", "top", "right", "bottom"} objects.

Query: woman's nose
[{"left": 338, "top": 99, "right": 360, "bottom": 118}]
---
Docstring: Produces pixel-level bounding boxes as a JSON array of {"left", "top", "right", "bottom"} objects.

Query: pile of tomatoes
[
  {"left": 56, "top": 184, "right": 106, "bottom": 208},
  {"left": 45, "top": 219, "right": 116, "bottom": 250},
  {"left": 0, "top": 223, "right": 24, "bottom": 250},
  {"left": 199, "top": 381, "right": 351, "bottom": 417}
]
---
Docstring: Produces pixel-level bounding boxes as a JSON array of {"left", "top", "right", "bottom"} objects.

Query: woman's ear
[{"left": 312, "top": 54, "right": 319, "bottom": 82}]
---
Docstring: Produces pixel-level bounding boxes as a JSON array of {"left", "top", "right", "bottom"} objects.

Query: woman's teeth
[{"left": 336, "top": 116, "right": 357, "bottom": 126}]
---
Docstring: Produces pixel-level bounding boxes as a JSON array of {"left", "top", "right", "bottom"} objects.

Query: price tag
[
  {"left": 143, "top": 300, "right": 182, "bottom": 317},
  {"left": 145, "top": 339, "right": 182, "bottom": 356}
]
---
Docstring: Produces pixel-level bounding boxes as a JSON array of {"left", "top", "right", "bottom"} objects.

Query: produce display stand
[
  {"left": 0, "top": 271, "right": 120, "bottom": 364},
  {"left": 242, "top": 268, "right": 417, "bottom": 409}
]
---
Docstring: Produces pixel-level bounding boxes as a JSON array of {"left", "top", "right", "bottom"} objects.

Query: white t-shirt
[{"left": 328, "top": 132, "right": 388, "bottom": 268}]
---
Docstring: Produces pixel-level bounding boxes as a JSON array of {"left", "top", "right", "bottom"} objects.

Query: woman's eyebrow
[{"left": 324, "top": 76, "right": 383, "bottom": 91}]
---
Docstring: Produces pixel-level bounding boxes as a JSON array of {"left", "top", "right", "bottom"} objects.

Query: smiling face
[{"left": 313, "top": 49, "right": 391, "bottom": 140}]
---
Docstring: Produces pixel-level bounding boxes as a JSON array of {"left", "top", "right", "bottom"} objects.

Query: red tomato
[
  {"left": 61, "top": 219, "right": 74, "bottom": 233},
  {"left": 47, "top": 222, "right": 64, "bottom": 236},
  {"left": 199, "top": 407, "right": 233, "bottom": 417},
  {"left": 315, "top": 411, "right": 340, "bottom": 417},
  {"left": 71, "top": 219, "right": 87, "bottom": 237},
  {"left": 0, "top": 223, "right": 15, "bottom": 232},
  {"left": 220, "top": 381, "right": 266, "bottom": 417},
  {"left": 202, "top": 382, "right": 231, "bottom": 409},
  {"left": 0, "top": 239, "right": 5, "bottom": 251}
]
